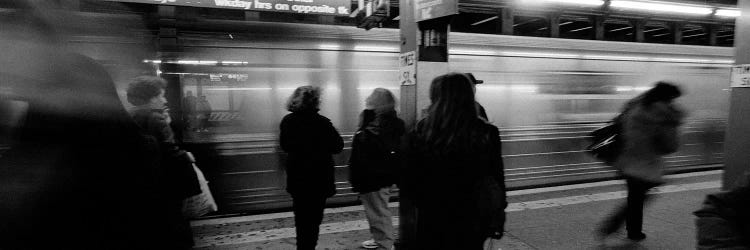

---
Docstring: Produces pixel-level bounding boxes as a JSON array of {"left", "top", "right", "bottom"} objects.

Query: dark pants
[
  {"left": 602, "top": 177, "right": 659, "bottom": 236},
  {"left": 292, "top": 195, "right": 328, "bottom": 250}
]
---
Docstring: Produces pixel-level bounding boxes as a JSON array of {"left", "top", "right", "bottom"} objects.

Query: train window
[{"left": 0, "top": 100, "right": 29, "bottom": 154}]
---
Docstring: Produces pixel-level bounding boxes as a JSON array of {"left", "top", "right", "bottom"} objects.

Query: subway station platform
[{"left": 191, "top": 170, "right": 723, "bottom": 250}]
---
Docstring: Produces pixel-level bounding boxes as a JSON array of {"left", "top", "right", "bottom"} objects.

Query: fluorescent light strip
[
  {"left": 449, "top": 49, "right": 497, "bottom": 55},
  {"left": 610, "top": 0, "right": 713, "bottom": 15},
  {"left": 205, "top": 87, "right": 272, "bottom": 91},
  {"left": 471, "top": 16, "right": 498, "bottom": 26},
  {"left": 522, "top": 0, "right": 604, "bottom": 6},
  {"left": 319, "top": 44, "right": 342, "bottom": 50},
  {"left": 608, "top": 26, "right": 632, "bottom": 32},
  {"left": 353, "top": 45, "right": 399, "bottom": 52},
  {"left": 716, "top": 9, "right": 741, "bottom": 17},
  {"left": 568, "top": 26, "right": 592, "bottom": 32},
  {"left": 501, "top": 51, "right": 580, "bottom": 59},
  {"left": 221, "top": 61, "right": 248, "bottom": 65}
]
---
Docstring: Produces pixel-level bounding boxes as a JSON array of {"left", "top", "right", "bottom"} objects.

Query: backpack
[
  {"left": 587, "top": 115, "right": 624, "bottom": 165},
  {"left": 348, "top": 128, "right": 400, "bottom": 193}
]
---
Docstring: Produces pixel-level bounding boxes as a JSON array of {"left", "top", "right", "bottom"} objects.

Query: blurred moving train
[{"left": 1, "top": 16, "right": 732, "bottom": 215}]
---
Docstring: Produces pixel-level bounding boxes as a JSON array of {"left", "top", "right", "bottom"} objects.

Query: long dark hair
[
  {"left": 418, "top": 73, "right": 486, "bottom": 154},
  {"left": 624, "top": 81, "right": 682, "bottom": 111}
]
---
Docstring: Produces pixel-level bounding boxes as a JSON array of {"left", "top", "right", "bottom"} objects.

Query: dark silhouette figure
[
  {"left": 126, "top": 76, "right": 202, "bottom": 249},
  {"left": 280, "top": 86, "right": 344, "bottom": 250},
  {"left": 405, "top": 73, "right": 507, "bottom": 249},
  {"left": 599, "top": 82, "right": 684, "bottom": 241},
  {"left": 349, "top": 88, "right": 405, "bottom": 249}
]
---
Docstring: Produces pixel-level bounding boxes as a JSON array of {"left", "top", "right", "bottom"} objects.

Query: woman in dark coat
[
  {"left": 599, "top": 82, "right": 684, "bottom": 241},
  {"left": 406, "top": 73, "right": 507, "bottom": 250},
  {"left": 349, "top": 88, "right": 405, "bottom": 250},
  {"left": 280, "top": 85, "right": 344, "bottom": 250},
  {"left": 126, "top": 76, "right": 202, "bottom": 249}
]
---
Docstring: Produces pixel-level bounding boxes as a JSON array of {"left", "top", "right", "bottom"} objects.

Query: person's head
[
  {"left": 286, "top": 85, "right": 322, "bottom": 113},
  {"left": 420, "top": 72, "right": 485, "bottom": 153},
  {"left": 126, "top": 76, "right": 167, "bottom": 109},
  {"left": 200, "top": 95, "right": 207, "bottom": 100},
  {"left": 463, "top": 73, "right": 483, "bottom": 94},
  {"left": 365, "top": 88, "right": 396, "bottom": 114},
  {"left": 642, "top": 81, "right": 682, "bottom": 105},
  {"left": 186, "top": 90, "right": 193, "bottom": 97}
]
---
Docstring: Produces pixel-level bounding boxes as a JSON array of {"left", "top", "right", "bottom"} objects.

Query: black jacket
[
  {"left": 406, "top": 118, "right": 507, "bottom": 249},
  {"left": 694, "top": 182, "right": 750, "bottom": 249},
  {"left": 348, "top": 110, "right": 405, "bottom": 194},
  {"left": 131, "top": 108, "right": 201, "bottom": 200},
  {"left": 280, "top": 111, "right": 344, "bottom": 198}
]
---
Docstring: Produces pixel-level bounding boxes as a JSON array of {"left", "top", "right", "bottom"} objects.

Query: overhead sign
[
  {"left": 731, "top": 64, "right": 750, "bottom": 87},
  {"left": 399, "top": 51, "right": 416, "bottom": 85},
  {"left": 414, "top": 0, "right": 458, "bottom": 22},
  {"left": 112, "top": 0, "right": 351, "bottom": 16}
]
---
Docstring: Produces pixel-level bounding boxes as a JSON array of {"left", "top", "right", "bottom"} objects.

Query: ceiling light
[
  {"left": 521, "top": 0, "right": 604, "bottom": 6},
  {"left": 716, "top": 8, "right": 741, "bottom": 17},
  {"left": 610, "top": 0, "right": 713, "bottom": 15}
]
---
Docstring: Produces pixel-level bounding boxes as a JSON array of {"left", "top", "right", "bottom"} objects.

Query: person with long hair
[
  {"left": 406, "top": 73, "right": 507, "bottom": 249},
  {"left": 598, "top": 81, "right": 684, "bottom": 241},
  {"left": 280, "top": 86, "right": 344, "bottom": 250},
  {"left": 349, "top": 88, "right": 405, "bottom": 250}
]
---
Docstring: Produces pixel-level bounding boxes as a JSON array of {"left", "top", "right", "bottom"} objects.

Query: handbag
[
  {"left": 181, "top": 164, "right": 218, "bottom": 218},
  {"left": 586, "top": 116, "right": 623, "bottom": 165}
]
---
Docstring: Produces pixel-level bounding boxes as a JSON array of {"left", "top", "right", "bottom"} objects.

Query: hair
[
  {"left": 365, "top": 88, "right": 396, "bottom": 114},
  {"left": 126, "top": 76, "right": 166, "bottom": 106},
  {"left": 419, "top": 72, "right": 486, "bottom": 153},
  {"left": 286, "top": 85, "right": 322, "bottom": 112},
  {"left": 642, "top": 81, "right": 682, "bottom": 105}
]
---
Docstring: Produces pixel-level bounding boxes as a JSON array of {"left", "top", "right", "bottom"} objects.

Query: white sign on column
[
  {"left": 399, "top": 51, "right": 416, "bottom": 86},
  {"left": 731, "top": 64, "right": 750, "bottom": 87}
]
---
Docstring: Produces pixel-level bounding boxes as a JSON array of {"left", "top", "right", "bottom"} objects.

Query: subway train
[
  {"left": 154, "top": 21, "right": 730, "bottom": 215},
  {"left": 1, "top": 16, "right": 732, "bottom": 215}
]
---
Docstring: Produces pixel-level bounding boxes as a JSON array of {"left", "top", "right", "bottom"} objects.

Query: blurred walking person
[
  {"left": 349, "top": 88, "right": 405, "bottom": 250},
  {"left": 196, "top": 95, "right": 212, "bottom": 132},
  {"left": 126, "top": 76, "right": 202, "bottom": 249},
  {"left": 406, "top": 73, "right": 507, "bottom": 249},
  {"left": 280, "top": 86, "right": 344, "bottom": 250},
  {"left": 598, "top": 82, "right": 684, "bottom": 241}
]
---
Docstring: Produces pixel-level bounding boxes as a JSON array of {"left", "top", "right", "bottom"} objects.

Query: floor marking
[
  {"left": 192, "top": 170, "right": 721, "bottom": 227},
  {"left": 193, "top": 180, "right": 720, "bottom": 247}
]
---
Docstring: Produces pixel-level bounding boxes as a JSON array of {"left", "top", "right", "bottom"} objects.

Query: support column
[
  {"left": 592, "top": 16, "right": 605, "bottom": 40},
  {"left": 723, "top": 0, "right": 750, "bottom": 190},
  {"left": 549, "top": 13, "right": 560, "bottom": 38},
  {"left": 632, "top": 19, "right": 645, "bottom": 42},
  {"left": 398, "top": 0, "right": 454, "bottom": 248},
  {"left": 158, "top": 5, "right": 185, "bottom": 139},
  {"left": 672, "top": 22, "right": 684, "bottom": 44},
  {"left": 500, "top": 7, "right": 514, "bottom": 35}
]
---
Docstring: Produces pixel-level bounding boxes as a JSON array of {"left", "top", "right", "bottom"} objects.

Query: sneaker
[
  {"left": 627, "top": 232, "right": 647, "bottom": 241},
  {"left": 361, "top": 239, "right": 380, "bottom": 249}
]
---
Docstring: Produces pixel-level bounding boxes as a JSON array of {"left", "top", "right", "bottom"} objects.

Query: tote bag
[{"left": 182, "top": 164, "right": 218, "bottom": 218}]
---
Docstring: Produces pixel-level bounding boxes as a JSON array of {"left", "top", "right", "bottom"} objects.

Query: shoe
[
  {"left": 361, "top": 239, "right": 380, "bottom": 249},
  {"left": 627, "top": 232, "right": 647, "bottom": 241}
]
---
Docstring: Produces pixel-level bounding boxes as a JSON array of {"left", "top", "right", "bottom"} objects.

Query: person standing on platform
[
  {"left": 405, "top": 73, "right": 507, "bottom": 249},
  {"left": 694, "top": 174, "right": 750, "bottom": 250},
  {"left": 126, "top": 76, "right": 202, "bottom": 249},
  {"left": 280, "top": 86, "right": 344, "bottom": 250},
  {"left": 196, "top": 95, "right": 212, "bottom": 132},
  {"left": 464, "top": 73, "right": 488, "bottom": 121},
  {"left": 182, "top": 91, "right": 197, "bottom": 131},
  {"left": 598, "top": 82, "right": 684, "bottom": 241},
  {"left": 349, "top": 88, "right": 405, "bottom": 250}
]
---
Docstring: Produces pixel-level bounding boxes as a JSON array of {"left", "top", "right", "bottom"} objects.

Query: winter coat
[
  {"left": 348, "top": 110, "right": 405, "bottom": 194},
  {"left": 406, "top": 118, "right": 507, "bottom": 249},
  {"left": 131, "top": 107, "right": 202, "bottom": 200},
  {"left": 280, "top": 111, "right": 344, "bottom": 198},
  {"left": 694, "top": 183, "right": 750, "bottom": 249},
  {"left": 614, "top": 101, "right": 684, "bottom": 184}
]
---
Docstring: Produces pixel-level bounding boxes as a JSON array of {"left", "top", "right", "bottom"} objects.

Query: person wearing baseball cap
[{"left": 464, "top": 73, "right": 488, "bottom": 121}]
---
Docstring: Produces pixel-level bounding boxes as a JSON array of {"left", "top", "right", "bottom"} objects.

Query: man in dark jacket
[{"left": 280, "top": 86, "right": 344, "bottom": 250}]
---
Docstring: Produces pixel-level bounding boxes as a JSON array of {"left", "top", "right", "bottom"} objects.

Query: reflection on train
[{"left": 151, "top": 22, "right": 731, "bottom": 214}]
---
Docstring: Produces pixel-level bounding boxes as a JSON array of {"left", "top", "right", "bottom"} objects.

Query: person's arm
[{"left": 326, "top": 120, "right": 344, "bottom": 154}]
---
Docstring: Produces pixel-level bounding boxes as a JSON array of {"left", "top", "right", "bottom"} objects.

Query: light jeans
[{"left": 360, "top": 186, "right": 395, "bottom": 249}]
